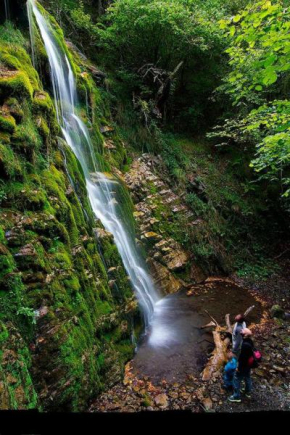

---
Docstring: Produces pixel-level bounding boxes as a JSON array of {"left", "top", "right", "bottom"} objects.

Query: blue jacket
[{"left": 224, "top": 357, "right": 237, "bottom": 378}]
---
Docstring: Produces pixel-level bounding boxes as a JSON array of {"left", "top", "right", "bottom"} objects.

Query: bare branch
[
  {"left": 204, "top": 310, "right": 219, "bottom": 327},
  {"left": 225, "top": 313, "right": 232, "bottom": 333},
  {"left": 201, "top": 321, "right": 217, "bottom": 329},
  {"left": 244, "top": 305, "right": 255, "bottom": 318}
]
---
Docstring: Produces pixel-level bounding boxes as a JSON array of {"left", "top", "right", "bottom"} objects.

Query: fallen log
[{"left": 201, "top": 324, "right": 231, "bottom": 381}]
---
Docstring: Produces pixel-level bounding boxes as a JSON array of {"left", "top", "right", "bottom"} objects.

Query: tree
[
  {"left": 212, "top": 0, "right": 290, "bottom": 207},
  {"left": 96, "top": 0, "right": 226, "bottom": 130}
]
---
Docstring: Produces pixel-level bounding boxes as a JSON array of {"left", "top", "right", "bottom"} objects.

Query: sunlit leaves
[
  {"left": 220, "top": 1, "right": 290, "bottom": 103},
  {"left": 262, "top": 67, "right": 277, "bottom": 85},
  {"left": 213, "top": 1, "right": 290, "bottom": 205}
]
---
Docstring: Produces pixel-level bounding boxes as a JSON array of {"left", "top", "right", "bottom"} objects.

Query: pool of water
[{"left": 131, "top": 280, "right": 263, "bottom": 383}]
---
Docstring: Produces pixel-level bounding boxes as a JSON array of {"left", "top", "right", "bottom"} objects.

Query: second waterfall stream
[{"left": 27, "top": 0, "right": 159, "bottom": 327}]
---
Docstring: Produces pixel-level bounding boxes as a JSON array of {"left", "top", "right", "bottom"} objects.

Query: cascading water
[
  {"left": 27, "top": 0, "right": 159, "bottom": 327},
  {"left": 4, "top": 0, "right": 10, "bottom": 21}
]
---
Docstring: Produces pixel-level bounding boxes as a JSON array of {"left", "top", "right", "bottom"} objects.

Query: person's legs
[
  {"left": 229, "top": 371, "right": 242, "bottom": 401},
  {"left": 244, "top": 371, "right": 252, "bottom": 394},
  {"left": 223, "top": 373, "right": 233, "bottom": 391}
]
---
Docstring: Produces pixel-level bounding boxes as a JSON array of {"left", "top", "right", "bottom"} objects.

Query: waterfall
[
  {"left": 4, "top": 0, "right": 10, "bottom": 21},
  {"left": 27, "top": 0, "right": 159, "bottom": 327}
]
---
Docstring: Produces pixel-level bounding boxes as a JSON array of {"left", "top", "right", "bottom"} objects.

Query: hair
[{"left": 235, "top": 314, "right": 245, "bottom": 322}]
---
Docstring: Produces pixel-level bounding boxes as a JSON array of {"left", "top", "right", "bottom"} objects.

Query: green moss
[
  {"left": 0, "top": 320, "right": 9, "bottom": 343},
  {"left": 54, "top": 251, "right": 72, "bottom": 269},
  {"left": 0, "top": 132, "right": 11, "bottom": 143},
  {"left": 35, "top": 116, "right": 50, "bottom": 138},
  {"left": 0, "top": 143, "right": 22, "bottom": 178},
  {"left": 64, "top": 276, "right": 81, "bottom": 292},
  {"left": 96, "top": 300, "right": 112, "bottom": 316},
  {"left": 5, "top": 98, "right": 24, "bottom": 122},
  {"left": 115, "top": 341, "right": 134, "bottom": 362},
  {"left": 0, "top": 71, "right": 34, "bottom": 100},
  {"left": 0, "top": 41, "right": 39, "bottom": 90},
  {"left": 6, "top": 183, "right": 47, "bottom": 211},
  {"left": 15, "top": 241, "right": 49, "bottom": 273},
  {"left": 12, "top": 106, "right": 42, "bottom": 150},
  {"left": 0, "top": 113, "right": 16, "bottom": 133},
  {"left": 0, "top": 23, "right": 26, "bottom": 45},
  {"left": 0, "top": 243, "right": 15, "bottom": 278},
  {"left": 0, "top": 226, "right": 5, "bottom": 243},
  {"left": 32, "top": 91, "right": 54, "bottom": 115}
]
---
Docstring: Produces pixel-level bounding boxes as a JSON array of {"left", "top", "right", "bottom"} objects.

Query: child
[
  {"left": 222, "top": 351, "right": 238, "bottom": 391},
  {"left": 232, "top": 314, "right": 246, "bottom": 357}
]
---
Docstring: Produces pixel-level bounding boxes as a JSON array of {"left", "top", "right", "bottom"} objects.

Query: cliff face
[{"left": 0, "top": 16, "right": 140, "bottom": 411}]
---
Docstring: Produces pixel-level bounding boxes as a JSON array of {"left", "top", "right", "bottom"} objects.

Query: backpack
[{"left": 248, "top": 349, "right": 262, "bottom": 368}]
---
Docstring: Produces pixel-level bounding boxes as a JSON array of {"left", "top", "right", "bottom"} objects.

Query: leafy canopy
[
  {"left": 213, "top": 0, "right": 290, "bottom": 205},
  {"left": 220, "top": 0, "right": 290, "bottom": 104}
]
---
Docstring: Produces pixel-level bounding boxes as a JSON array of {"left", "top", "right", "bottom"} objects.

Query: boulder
[
  {"left": 165, "top": 250, "right": 189, "bottom": 271},
  {"left": 147, "top": 259, "right": 182, "bottom": 295},
  {"left": 270, "top": 305, "right": 285, "bottom": 319}
]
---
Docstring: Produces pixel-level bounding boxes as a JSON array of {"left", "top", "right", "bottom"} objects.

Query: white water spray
[{"left": 27, "top": 0, "right": 159, "bottom": 327}]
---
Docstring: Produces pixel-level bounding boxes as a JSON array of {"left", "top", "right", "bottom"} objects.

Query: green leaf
[
  {"left": 233, "top": 15, "right": 241, "bottom": 23},
  {"left": 229, "top": 26, "right": 236, "bottom": 37},
  {"left": 262, "top": 69, "right": 278, "bottom": 85},
  {"left": 263, "top": 55, "right": 277, "bottom": 68}
]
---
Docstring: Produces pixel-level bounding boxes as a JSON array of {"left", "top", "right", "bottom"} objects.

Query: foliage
[
  {"left": 219, "top": 0, "right": 290, "bottom": 104},
  {"left": 94, "top": 0, "right": 228, "bottom": 131},
  {"left": 211, "top": 0, "right": 290, "bottom": 208}
]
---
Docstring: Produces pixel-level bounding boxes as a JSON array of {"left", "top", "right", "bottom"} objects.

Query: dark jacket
[{"left": 238, "top": 337, "right": 254, "bottom": 372}]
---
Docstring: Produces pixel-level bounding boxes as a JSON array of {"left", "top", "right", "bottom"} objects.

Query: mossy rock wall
[{"left": 0, "top": 22, "right": 140, "bottom": 411}]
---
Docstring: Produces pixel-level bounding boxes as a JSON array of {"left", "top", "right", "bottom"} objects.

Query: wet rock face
[
  {"left": 0, "top": 31, "right": 139, "bottom": 411},
  {"left": 147, "top": 258, "right": 182, "bottom": 295},
  {"left": 124, "top": 154, "right": 206, "bottom": 296}
]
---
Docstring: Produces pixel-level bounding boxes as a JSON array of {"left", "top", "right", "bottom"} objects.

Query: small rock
[
  {"left": 273, "top": 365, "right": 286, "bottom": 373},
  {"left": 154, "top": 393, "right": 168, "bottom": 408},
  {"left": 100, "top": 125, "right": 114, "bottom": 134},
  {"left": 144, "top": 232, "right": 161, "bottom": 241},
  {"left": 202, "top": 397, "right": 213, "bottom": 411}
]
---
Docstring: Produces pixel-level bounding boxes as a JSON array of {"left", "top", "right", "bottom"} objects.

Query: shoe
[
  {"left": 228, "top": 395, "right": 241, "bottom": 403},
  {"left": 241, "top": 388, "right": 251, "bottom": 398}
]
